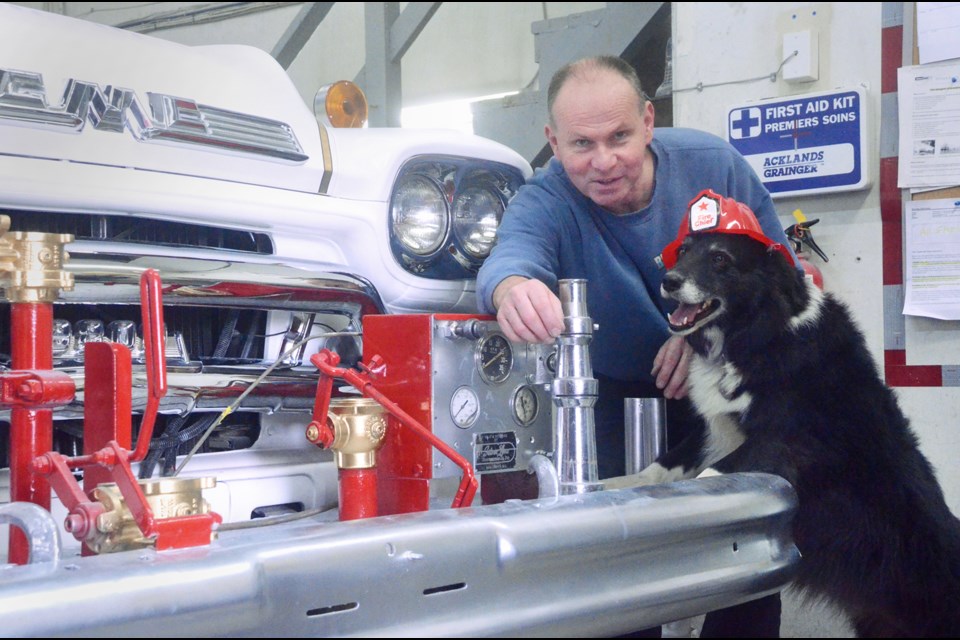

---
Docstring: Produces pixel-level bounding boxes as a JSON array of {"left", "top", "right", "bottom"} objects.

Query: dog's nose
[{"left": 662, "top": 271, "right": 682, "bottom": 294}]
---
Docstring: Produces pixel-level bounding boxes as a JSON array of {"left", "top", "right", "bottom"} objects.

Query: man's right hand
[
  {"left": 651, "top": 334, "right": 691, "bottom": 400},
  {"left": 492, "top": 276, "right": 564, "bottom": 343}
]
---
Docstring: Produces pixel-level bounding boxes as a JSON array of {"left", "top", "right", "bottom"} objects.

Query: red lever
[{"left": 130, "top": 268, "right": 167, "bottom": 462}]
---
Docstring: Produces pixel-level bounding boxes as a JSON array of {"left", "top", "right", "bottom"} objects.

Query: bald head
[{"left": 547, "top": 56, "right": 646, "bottom": 126}]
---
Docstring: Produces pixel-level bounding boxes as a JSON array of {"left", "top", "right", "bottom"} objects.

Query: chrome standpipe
[{"left": 552, "top": 279, "right": 602, "bottom": 495}]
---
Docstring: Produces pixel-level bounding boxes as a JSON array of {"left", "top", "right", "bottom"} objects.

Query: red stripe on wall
[
  {"left": 886, "top": 364, "right": 943, "bottom": 386},
  {"left": 885, "top": 350, "right": 905, "bottom": 367},
  {"left": 879, "top": 157, "right": 900, "bottom": 214},
  {"left": 879, "top": 19, "right": 943, "bottom": 386},
  {"left": 884, "top": 351, "right": 943, "bottom": 386},
  {"left": 880, "top": 24, "right": 902, "bottom": 95},
  {"left": 879, "top": 157, "right": 902, "bottom": 285}
]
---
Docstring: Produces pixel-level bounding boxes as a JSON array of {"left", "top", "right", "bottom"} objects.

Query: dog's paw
[
  {"left": 696, "top": 467, "right": 723, "bottom": 479},
  {"left": 602, "top": 473, "right": 654, "bottom": 490},
  {"left": 603, "top": 462, "right": 686, "bottom": 490}
]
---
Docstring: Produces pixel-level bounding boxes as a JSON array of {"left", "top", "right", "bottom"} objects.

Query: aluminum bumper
[{"left": 0, "top": 472, "right": 799, "bottom": 638}]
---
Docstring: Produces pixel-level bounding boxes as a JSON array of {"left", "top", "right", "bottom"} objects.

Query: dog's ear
[
  {"left": 765, "top": 246, "right": 797, "bottom": 271},
  {"left": 763, "top": 246, "right": 810, "bottom": 311}
]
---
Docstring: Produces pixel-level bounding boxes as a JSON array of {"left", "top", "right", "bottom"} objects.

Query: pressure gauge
[
  {"left": 476, "top": 333, "right": 513, "bottom": 384},
  {"left": 511, "top": 385, "right": 539, "bottom": 427},
  {"left": 450, "top": 385, "right": 480, "bottom": 429}
]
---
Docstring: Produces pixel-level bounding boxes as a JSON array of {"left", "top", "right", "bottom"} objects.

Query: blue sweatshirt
[{"left": 476, "top": 127, "right": 796, "bottom": 383}]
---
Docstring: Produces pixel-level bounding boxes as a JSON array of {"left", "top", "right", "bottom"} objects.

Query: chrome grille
[{"left": 1, "top": 210, "right": 273, "bottom": 254}]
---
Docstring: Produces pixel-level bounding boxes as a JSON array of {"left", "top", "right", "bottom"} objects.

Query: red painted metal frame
[
  {"left": 82, "top": 343, "right": 132, "bottom": 496},
  {"left": 362, "top": 314, "right": 435, "bottom": 513},
  {"left": 7, "top": 302, "right": 56, "bottom": 564},
  {"left": 81, "top": 342, "right": 132, "bottom": 556}
]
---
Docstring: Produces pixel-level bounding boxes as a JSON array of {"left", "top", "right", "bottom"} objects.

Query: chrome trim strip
[
  {"left": 59, "top": 254, "right": 385, "bottom": 316},
  {"left": 0, "top": 68, "right": 308, "bottom": 163},
  {"left": 317, "top": 123, "right": 333, "bottom": 194}
]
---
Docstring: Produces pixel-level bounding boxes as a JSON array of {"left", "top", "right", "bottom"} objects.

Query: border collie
[{"left": 621, "top": 192, "right": 960, "bottom": 637}]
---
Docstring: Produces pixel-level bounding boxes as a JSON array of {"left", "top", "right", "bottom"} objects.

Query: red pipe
[
  {"left": 338, "top": 468, "right": 378, "bottom": 520},
  {"left": 8, "top": 302, "right": 53, "bottom": 565}
]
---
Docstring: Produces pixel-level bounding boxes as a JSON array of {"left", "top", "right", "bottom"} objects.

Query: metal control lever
[
  {"left": 552, "top": 279, "right": 603, "bottom": 495},
  {"left": 445, "top": 318, "right": 487, "bottom": 340}
]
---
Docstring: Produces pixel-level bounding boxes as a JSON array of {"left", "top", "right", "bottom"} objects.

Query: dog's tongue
[{"left": 668, "top": 303, "right": 699, "bottom": 327}]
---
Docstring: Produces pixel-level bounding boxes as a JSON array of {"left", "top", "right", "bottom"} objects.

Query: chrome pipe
[
  {"left": 528, "top": 452, "right": 559, "bottom": 499},
  {"left": 625, "top": 397, "right": 667, "bottom": 474},
  {"left": 551, "top": 279, "right": 602, "bottom": 495}
]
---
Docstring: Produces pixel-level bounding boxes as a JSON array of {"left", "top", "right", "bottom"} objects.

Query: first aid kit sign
[{"left": 727, "top": 88, "right": 869, "bottom": 198}]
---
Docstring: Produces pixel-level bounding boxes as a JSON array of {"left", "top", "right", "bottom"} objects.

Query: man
[{"left": 476, "top": 55, "right": 796, "bottom": 638}]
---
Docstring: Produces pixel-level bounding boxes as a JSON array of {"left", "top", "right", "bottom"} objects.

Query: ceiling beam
[{"left": 272, "top": 2, "right": 336, "bottom": 70}]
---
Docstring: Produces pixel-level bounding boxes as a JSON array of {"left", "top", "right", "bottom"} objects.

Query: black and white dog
[{"left": 636, "top": 191, "right": 960, "bottom": 637}]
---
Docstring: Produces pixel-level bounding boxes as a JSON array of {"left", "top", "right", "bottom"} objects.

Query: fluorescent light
[{"left": 401, "top": 91, "right": 518, "bottom": 134}]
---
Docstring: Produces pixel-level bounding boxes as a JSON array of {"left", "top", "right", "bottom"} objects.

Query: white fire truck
[{"left": 0, "top": 4, "right": 797, "bottom": 636}]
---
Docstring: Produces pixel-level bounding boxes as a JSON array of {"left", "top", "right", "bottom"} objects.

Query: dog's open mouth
[{"left": 667, "top": 299, "right": 722, "bottom": 335}]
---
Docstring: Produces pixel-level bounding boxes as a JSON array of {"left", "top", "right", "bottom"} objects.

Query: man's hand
[
  {"left": 651, "top": 335, "right": 692, "bottom": 399},
  {"left": 492, "top": 276, "right": 564, "bottom": 343}
]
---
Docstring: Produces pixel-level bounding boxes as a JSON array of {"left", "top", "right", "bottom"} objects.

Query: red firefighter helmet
[{"left": 658, "top": 189, "right": 793, "bottom": 269}]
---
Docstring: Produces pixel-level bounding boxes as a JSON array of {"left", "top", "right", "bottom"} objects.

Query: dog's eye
[
  {"left": 677, "top": 246, "right": 687, "bottom": 257},
  {"left": 712, "top": 252, "right": 728, "bottom": 266}
]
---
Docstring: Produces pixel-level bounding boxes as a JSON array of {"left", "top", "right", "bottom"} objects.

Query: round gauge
[
  {"left": 511, "top": 385, "right": 539, "bottom": 427},
  {"left": 450, "top": 385, "right": 480, "bottom": 429},
  {"left": 476, "top": 333, "right": 513, "bottom": 384}
]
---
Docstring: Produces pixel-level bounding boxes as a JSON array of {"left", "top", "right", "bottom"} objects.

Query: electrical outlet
[{"left": 783, "top": 30, "right": 819, "bottom": 83}]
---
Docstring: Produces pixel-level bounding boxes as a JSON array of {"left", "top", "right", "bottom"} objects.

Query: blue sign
[{"left": 727, "top": 88, "right": 869, "bottom": 197}]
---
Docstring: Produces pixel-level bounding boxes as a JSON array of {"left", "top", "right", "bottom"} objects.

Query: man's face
[{"left": 545, "top": 70, "right": 655, "bottom": 215}]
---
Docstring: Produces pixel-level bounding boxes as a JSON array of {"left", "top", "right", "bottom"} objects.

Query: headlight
[
  {"left": 389, "top": 156, "right": 526, "bottom": 279},
  {"left": 452, "top": 185, "right": 504, "bottom": 259},
  {"left": 390, "top": 174, "right": 449, "bottom": 256}
]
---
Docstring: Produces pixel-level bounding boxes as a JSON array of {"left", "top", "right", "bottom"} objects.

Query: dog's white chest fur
[{"left": 688, "top": 327, "right": 750, "bottom": 468}]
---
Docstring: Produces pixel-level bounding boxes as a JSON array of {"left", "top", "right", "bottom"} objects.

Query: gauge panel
[{"left": 430, "top": 318, "right": 555, "bottom": 478}]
